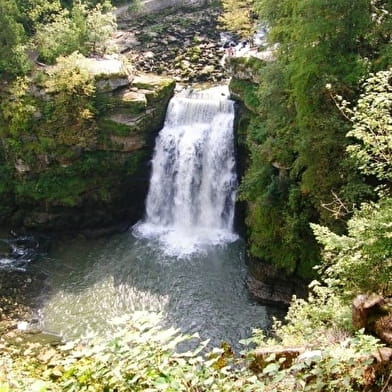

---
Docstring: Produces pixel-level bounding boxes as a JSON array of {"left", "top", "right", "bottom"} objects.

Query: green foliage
[
  {"left": 345, "top": 69, "right": 392, "bottom": 184},
  {"left": 0, "top": 77, "right": 37, "bottom": 138},
  {"left": 0, "top": 0, "right": 30, "bottom": 75},
  {"left": 0, "top": 312, "right": 387, "bottom": 392},
  {"left": 312, "top": 198, "right": 392, "bottom": 299},
  {"left": 34, "top": 1, "right": 116, "bottom": 63},
  {"left": 219, "top": 0, "right": 256, "bottom": 37},
  {"left": 15, "top": 0, "right": 63, "bottom": 34},
  {"left": 1, "top": 53, "right": 98, "bottom": 160},
  {"left": 43, "top": 53, "right": 97, "bottom": 147},
  {"left": 239, "top": 0, "right": 392, "bottom": 276},
  {"left": 0, "top": 0, "right": 117, "bottom": 74},
  {"left": 310, "top": 70, "right": 392, "bottom": 299},
  {"left": 0, "top": 52, "right": 135, "bottom": 210},
  {"left": 229, "top": 79, "right": 260, "bottom": 113},
  {"left": 0, "top": 146, "right": 15, "bottom": 221},
  {"left": 247, "top": 71, "right": 392, "bottom": 387},
  {"left": 239, "top": 62, "right": 320, "bottom": 278},
  {"left": 0, "top": 313, "right": 266, "bottom": 391},
  {"left": 13, "top": 151, "right": 133, "bottom": 206},
  {"left": 252, "top": 330, "right": 380, "bottom": 392}
]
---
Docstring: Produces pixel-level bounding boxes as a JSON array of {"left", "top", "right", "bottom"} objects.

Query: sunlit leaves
[
  {"left": 347, "top": 69, "right": 392, "bottom": 184},
  {"left": 34, "top": 1, "right": 116, "bottom": 63},
  {"left": 0, "top": 0, "right": 30, "bottom": 75}
]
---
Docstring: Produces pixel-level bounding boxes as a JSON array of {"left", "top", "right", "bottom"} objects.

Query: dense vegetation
[
  {"left": 0, "top": 0, "right": 117, "bottom": 75},
  {"left": 0, "top": 0, "right": 164, "bottom": 229},
  {"left": 235, "top": 0, "right": 392, "bottom": 278},
  {"left": 2, "top": 62, "right": 391, "bottom": 392},
  {"left": 0, "top": 0, "right": 391, "bottom": 390}
]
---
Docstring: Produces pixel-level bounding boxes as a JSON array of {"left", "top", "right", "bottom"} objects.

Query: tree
[
  {"left": 43, "top": 52, "right": 97, "bottom": 147},
  {"left": 240, "top": 0, "right": 392, "bottom": 277},
  {"left": 0, "top": 0, "right": 30, "bottom": 75},
  {"left": 15, "top": 0, "right": 62, "bottom": 35},
  {"left": 34, "top": 0, "right": 116, "bottom": 63},
  {"left": 345, "top": 70, "right": 392, "bottom": 184},
  {"left": 312, "top": 69, "right": 392, "bottom": 299}
]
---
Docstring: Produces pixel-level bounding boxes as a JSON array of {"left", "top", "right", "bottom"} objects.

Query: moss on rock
[{"left": 0, "top": 55, "right": 175, "bottom": 231}]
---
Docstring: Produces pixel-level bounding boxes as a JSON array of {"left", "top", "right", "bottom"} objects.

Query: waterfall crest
[{"left": 133, "top": 86, "right": 238, "bottom": 256}]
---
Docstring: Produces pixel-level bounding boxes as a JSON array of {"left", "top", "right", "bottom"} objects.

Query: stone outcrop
[
  {"left": 352, "top": 294, "right": 392, "bottom": 345},
  {"left": 225, "top": 56, "right": 266, "bottom": 85},
  {"left": 3, "top": 57, "right": 175, "bottom": 232},
  {"left": 98, "top": 72, "right": 175, "bottom": 152},
  {"left": 246, "top": 261, "right": 308, "bottom": 306},
  {"left": 226, "top": 54, "right": 308, "bottom": 305}
]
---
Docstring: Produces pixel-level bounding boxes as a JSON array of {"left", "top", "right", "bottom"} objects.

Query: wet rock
[
  {"left": 0, "top": 233, "right": 50, "bottom": 271},
  {"left": 0, "top": 268, "right": 48, "bottom": 329},
  {"left": 246, "top": 261, "right": 307, "bottom": 306}
]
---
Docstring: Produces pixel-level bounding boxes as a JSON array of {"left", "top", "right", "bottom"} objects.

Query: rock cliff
[
  {"left": 226, "top": 54, "right": 307, "bottom": 305},
  {"left": 0, "top": 56, "right": 175, "bottom": 232}
]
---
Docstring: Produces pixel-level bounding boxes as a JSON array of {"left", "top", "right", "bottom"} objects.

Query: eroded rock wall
[
  {"left": 227, "top": 55, "right": 308, "bottom": 305},
  {"left": 1, "top": 58, "right": 175, "bottom": 232}
]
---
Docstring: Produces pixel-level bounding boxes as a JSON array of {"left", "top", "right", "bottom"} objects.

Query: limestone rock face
[
  {"left": 246, "top": 261, "right": 307, "bottom": 306},
  {"left": 98, "top": 72, "right": 175, "bottom": 153},
  {"left": 3, "top": 56, "right": 175, "bottom": 232},
  {"left": 225, "top": 56, "right": 266, "bottom": 85}
]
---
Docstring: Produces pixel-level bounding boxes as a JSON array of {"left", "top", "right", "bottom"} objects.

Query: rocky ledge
[
  {"left": 113, "top": 5, "right": 227, "bottom": 84},
  {"left": 0, "top": 267, "right": 48, "bottom": 340},
  {"left": 246, "top": 260, "right": 308, "bottom": 306},
  {"left": 3, "top": 56, "right": 175, "bottom": 232}
]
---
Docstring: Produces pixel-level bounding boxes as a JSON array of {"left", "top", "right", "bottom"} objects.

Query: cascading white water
[
  {"left": 134, "top": 86, "right": 238, "bottom": 256},
  {"left": 37, "top": 87, "right": 276, "bottom": 345}
]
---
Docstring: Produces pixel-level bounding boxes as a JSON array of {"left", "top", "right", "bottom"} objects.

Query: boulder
[
  {"left": 73, "top": 55, "right": 133, "bottom": 92},
  {"left": 225, "top": 56, "right": 266, "bottom": 84},
  {"left": 14, "top": 159, "right": 31, "bottom": 174},
  {"left": 352, "top": 293, "right": 392, "bottom": 345},
  {"left": 246, "top": 261, "right": 307, "bottom": 306}
]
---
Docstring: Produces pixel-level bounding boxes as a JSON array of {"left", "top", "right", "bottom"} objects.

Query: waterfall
[{"left": 133, "top": 86, "right": 238, "bottom": 256}]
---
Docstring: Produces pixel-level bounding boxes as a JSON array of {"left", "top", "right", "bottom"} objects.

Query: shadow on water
[{"left": 35, "top": 232, "right": 284, "bottom": 350}]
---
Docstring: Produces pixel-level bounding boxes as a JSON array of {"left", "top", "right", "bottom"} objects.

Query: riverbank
[{"left": 0, "top": 269, "right": 46, "bottom": 336}]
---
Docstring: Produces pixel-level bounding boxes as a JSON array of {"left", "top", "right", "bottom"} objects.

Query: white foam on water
[{"left": 133, "top": 86, "right": 238, "bottom": 256}]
